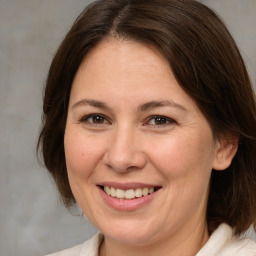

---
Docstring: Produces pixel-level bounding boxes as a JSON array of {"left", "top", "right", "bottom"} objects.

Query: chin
[{"left": 98, "top": 218, "right": 160, "bottom": 246}]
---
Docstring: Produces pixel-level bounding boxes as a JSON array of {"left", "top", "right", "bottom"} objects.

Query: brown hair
[{"left": 38, "top": 0, "right": 256, "bottom": 235}]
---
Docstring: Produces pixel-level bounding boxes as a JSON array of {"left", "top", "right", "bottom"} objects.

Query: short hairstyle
[{"left": 38, "top": 0, "right": 256, "bottom": 235}]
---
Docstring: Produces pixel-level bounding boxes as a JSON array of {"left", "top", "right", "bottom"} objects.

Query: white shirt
[{"left": 46, "top": 224, "right": 256, "bottom": 256}]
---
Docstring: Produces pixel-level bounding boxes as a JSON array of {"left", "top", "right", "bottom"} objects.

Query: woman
[{"left": 38, "top": 0, "right": 256, "bottom": 255}]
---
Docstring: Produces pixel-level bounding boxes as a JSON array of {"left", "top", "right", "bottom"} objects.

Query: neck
[{"left": 99, "top": 220, "right": 209, "bottom": 256}]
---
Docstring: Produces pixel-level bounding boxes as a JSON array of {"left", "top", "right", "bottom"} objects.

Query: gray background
[{"left": 0, "top": 0, "right": 255, "bottom": 255}]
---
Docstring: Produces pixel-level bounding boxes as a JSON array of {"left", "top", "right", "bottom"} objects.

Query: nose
[{"left": 103, "top": 126, "right": 147, "bottom": 173}]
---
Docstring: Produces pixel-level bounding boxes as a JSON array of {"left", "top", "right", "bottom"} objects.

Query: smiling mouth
[{"left": 100, "top": 186, "right": 161, "bottom": 200}]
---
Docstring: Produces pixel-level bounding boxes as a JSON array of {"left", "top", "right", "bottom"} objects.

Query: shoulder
[
  {"left": 45, "top": 233, "right": 103, "bottom": 256},
  {"left": 197, "top": 224, "right": 256, "bottom": 256}
]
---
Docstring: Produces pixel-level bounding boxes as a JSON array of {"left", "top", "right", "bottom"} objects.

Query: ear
[{"left": 212, "top": 135, "right": 239, "bottom": 171}]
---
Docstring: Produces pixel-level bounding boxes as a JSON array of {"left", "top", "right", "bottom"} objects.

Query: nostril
[{"left": 103, "top": 145, "right": 147, "bottom": 173}]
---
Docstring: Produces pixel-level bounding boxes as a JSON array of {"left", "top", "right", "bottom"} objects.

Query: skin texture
[{"left": 64, "top": 38, "right": 237, "bottom": 256}]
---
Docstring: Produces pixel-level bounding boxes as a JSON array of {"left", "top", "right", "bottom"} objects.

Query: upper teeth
[{"left": 104, "top": 186, "right": 154, "bottom": 199}]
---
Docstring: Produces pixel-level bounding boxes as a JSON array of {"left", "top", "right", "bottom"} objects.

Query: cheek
[
  {"left": 64, "top": 128, "right": 104, "bottom": 179},
  {"left": 149, "top": 134, "right": 214, "bottom": 219},
  {"left": 148, "top": 132, "right": 214, "bottom": 181},
  {"left": 64, "top": 129, "right": 107, "bottom": 209}
]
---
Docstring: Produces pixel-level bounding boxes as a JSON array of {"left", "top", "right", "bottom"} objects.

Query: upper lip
[{"left": 98, "top": 182, "right": 161, "bottom": 190}]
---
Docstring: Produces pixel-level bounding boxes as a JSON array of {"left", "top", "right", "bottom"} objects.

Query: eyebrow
[
  {"left": 138, "top": 100, "right": 187, "bottom": 112},
  {"left": 71, "top": 98, "right": 187, "bottom": 112},
  {"left": 71, "top": 99, "right": 110, "bottom": 111}
]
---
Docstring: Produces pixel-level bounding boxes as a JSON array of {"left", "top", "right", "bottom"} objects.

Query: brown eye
[
  {"left": 81, "top": 114, "right": 109, "bottom": 125},
  {"left": 91, "top": 115, "right": 105, "bottom": 124},
  {"left": 147, "top": 115, "right": 175, "bottom": 126},
  {"left": 154, "top": 117, "right": 169, "bottom": 125}
]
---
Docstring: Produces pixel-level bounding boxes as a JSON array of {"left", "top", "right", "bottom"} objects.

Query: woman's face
[{"left": 64, "top": 39, "right": 221, "bottom": 246}]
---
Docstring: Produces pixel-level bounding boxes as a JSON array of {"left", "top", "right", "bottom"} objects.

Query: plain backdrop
[{"left": 0, "top": 0, "right": 255, "bottom": 255}]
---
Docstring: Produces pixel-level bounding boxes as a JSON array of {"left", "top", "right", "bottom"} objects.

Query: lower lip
[{"left": 98, "top": 187, "right": 160, "bottom": 211}]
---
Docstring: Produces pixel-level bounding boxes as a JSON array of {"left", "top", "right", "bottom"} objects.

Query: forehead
[
  {"left": 70, "top": 38, "right": 198, "bottom": 112},
  {"left": 78, "top": 38, "right": 172, "bottom": 81}
]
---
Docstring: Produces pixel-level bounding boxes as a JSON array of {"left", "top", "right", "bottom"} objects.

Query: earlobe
[{"left": 212, "top": 135, "right": 239, "bottom": 171}]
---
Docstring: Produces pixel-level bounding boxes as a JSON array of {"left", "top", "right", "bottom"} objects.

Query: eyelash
[
  {"left": 79, "top": 114, "right": 110, "bottom": 125},
  {"left": 145, "top": 115, "right": 176, "bottom": 127},
  {"left": 79, "top": 114, "right": 176, "bottom": 128}
]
